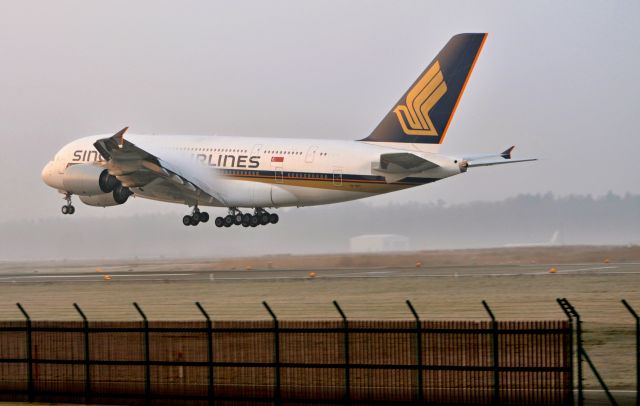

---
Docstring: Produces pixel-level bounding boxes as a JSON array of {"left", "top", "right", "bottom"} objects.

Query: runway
[{"left": 0, "top": 262, "right": 638, "bottom": 283}]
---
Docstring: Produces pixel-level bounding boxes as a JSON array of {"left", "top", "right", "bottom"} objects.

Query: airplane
[
  {"left": 41, "top": 33, "right": 536, "bottom": 229},
  {"left": 504, "top": 231, "right": 561, "bottom": 248}
]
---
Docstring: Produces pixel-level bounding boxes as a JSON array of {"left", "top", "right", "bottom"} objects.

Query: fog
[
  {"left": 1, "top": 193, "right": 637, "bottom": 261},
  {"left": 0, "top": 1, "right": 639, "bottom": 259}
]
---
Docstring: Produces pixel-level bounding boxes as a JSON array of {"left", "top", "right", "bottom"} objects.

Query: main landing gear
[
  {"left": 61, "top": 193, "right": 75, "bottom": 215},
  {"left": 214, "top": 208, "right": 279, "bottom": 228},
  {"left": 182, "top": 205, "right": 210, "bottom": 226}
]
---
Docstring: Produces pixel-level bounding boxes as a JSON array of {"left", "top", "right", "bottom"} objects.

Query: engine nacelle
[
  {"left": 62, "top": 164, "right": 119, "bottom": 195},
  {"left": 79, "top": 193, "right": 122, "bottom": 207},
  {"left": 79, "top": 184, "right": 133, "bottom": 207}
]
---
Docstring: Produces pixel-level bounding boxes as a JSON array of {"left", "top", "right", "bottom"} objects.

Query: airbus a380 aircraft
[{"left": 42, "top": 33, "right": 535, "bottom": 228}]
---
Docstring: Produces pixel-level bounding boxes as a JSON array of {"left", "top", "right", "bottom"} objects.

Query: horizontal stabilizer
[
  {"left": 465, "top": 158, "right": 537, "bottom": 168},
  {"left": 463, "top": 145, "right": 517, "bottom": 162}
]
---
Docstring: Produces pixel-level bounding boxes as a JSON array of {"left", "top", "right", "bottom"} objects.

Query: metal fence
[{"left": 0, "top": 300, "right": 572, "bottom": 405}]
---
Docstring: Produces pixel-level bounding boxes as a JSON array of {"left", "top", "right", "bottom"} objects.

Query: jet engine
[
  {"left": 63, "top": 164, "right": 132, "bottom": 206},
  {"left": 79, "top": 185, "right": 133, "bottom": 207},
  {"left": 62, "top": 164, "right": 119, "bottom": 195}
]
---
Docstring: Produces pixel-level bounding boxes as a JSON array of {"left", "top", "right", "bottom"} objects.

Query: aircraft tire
[
  {"left": 269, "top": 213, "right": 279, "bottom": 224},
  {"left": 183, "top": 215, "right": 192, "bottom": 226},
  {"left": 250, "top": 215, "right": 259, "bottom": 227},
  {"left": 61, "top": 205, "right": 69, "bottom": 215},
  {"left": 260, "top": 213, "right": 270, "bottom": 225},
  {"left": 224, "top": 215, "right": 234, "bottom": 227},
  {"left": 200, "top": 212, "right": 209, "bottom": 223},
  {"left": 68, "top": 205, "right": 75, "bottom": 215},
  {"left": 214, "top": 217, "right": 224, "bottom": 227},
  {"left": 234, "top": 213, "right": 243, "bottom": 225}
]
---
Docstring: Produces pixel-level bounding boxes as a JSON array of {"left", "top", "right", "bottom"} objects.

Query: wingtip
[
  {"left": 501, "top": 145, "right": 515, "bottom": 159},
  {"left": 112, "top": 127, "right": 129, "bottom": 147}
]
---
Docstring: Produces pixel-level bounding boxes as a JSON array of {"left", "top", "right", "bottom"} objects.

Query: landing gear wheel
[
  {"left": 61, "top": 193, "right": 74, "bottom": 215},
  {"left": 183, "top": 215, "right": 192, "bottom": 226},
  {"left": 242, "top": 219, "right": 250, "bottom": 227},
  {"left": 190, "top": 216, "right": 200, "bottom": 226},
  {"left": 242, "top": 213, "right": 252, "bottom": 224},
  {"left": 200, "top": 212, "right": 209, "bottom": 223},
  {"left": 269, "top": 213, "right": 279, "bottom": 224},
  {"left": 224, "top": 215, "right": 234, "bottom": 227},
  {"left": 234, "top": 213, "right": 243, "bottom": 225},
  {"left": 260, "top": 213, "right": 270, "bottom": 225},
  {"left": 250, "top": 215, "right": 260, "bottom": 227},
  {"left": 215, "top": 217, "right": 224, "bottom": 227},
  {"left": 192, "top": 212, "right": 201, "bottom": 223}
]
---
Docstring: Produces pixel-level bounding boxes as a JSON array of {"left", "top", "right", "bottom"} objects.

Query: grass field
[{"left": 0, "top": 246, "right": 638, "bottom": 390}]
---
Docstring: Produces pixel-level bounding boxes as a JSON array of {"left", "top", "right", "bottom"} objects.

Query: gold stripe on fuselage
[{"left": 223, "top": 173, "right": 422, "bottom": 194}]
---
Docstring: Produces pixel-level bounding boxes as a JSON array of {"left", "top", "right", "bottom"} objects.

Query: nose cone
[{"left": 42, "top": 161, "right": 64, "bottom": 189}]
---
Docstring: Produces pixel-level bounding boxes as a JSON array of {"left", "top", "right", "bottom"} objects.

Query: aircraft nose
[{"left": 41, "top": 161, "right": 64, "bottom": 189}]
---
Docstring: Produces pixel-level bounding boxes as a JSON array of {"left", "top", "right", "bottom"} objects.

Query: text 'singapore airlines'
[{"left": 42, "top": 33, "right": 536, "bottom": 228}]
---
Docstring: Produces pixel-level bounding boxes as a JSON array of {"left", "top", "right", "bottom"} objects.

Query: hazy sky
[{"left": 1, "top": 0, "right": 639, "bottom": 222}]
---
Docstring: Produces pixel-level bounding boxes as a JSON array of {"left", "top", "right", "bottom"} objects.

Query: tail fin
[{"left": 361, "top": 33, "right": 487, "bottom": 146}]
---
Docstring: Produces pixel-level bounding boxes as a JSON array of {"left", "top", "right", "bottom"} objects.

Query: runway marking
[
  {"left": 0, "top": 273, "right": 192, "bottom": 280},
  {"left": 333, "top": 271, "right": 394, "bottom": 276},
  {"left": 0, "top": 278, "right": 195, "bottom": 283},
  {"left": 556, "top": 266, "right": 618, "bottom": 273},
  {"left": 0, "top": 267, "right": 638, "bottom": 283}
]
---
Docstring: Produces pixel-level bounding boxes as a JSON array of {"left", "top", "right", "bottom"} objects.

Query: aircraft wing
[
  {"left": 93, "top": 127, "right": 225, "bottom": 206},
  {"left": 372, "top": 152, "right": 439, "bottom": 183}
]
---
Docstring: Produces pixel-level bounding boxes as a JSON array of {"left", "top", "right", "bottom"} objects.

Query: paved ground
[{"left": 0, "top": 261, "right": 638, "bottom": 283}]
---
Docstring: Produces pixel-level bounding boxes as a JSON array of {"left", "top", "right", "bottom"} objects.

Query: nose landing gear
[{"left": 61, "top": 193, "right": 75, "bottom": 215}]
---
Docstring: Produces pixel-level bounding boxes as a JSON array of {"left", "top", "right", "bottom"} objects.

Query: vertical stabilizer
[{"left": 361, "top": 33, "right": 487, "bottom": 147}]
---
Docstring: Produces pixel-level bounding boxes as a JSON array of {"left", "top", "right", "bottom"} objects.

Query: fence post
[
  {"left": 572, "top": 301, "right": 584, "bottom": 406},
  {"left": 482, "top": 300, "right": 500, "bottom": 406},
  {"left": 556, "top": 298, "right": 575, "bottom": 406},
  {"left": 263, "top": 301, "right": 281, "bottom": 406},
  {"left": 16, "top": 303, "right": 33, "bottom": 402},
  {"left": 560, "top": 298, "right": 619, "bottom": 406},
  {"left": 333, "top": 301, "right": 350, "bottom": 405},
  {"left": 196, "top": 302, "right": 214, "bottom": 406},
  {"left": 622, "top": 299, "right": 639, "bottom": 406},
  {"left": 73, "top": 303, "right": 91, "bottom": 404},
  {"left": 133, "top": 302, "right": 151, "bottom": 406},
  {"left": 559, "top": 298, "right": 584, "bottom": 406},
  {"left": 406, "top": 300, "right": 424, "bottom": 403}
]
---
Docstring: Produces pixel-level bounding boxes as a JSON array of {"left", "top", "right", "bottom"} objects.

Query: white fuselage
[{"left": 42, "top": 134, "right": 462, "bottom": 209}]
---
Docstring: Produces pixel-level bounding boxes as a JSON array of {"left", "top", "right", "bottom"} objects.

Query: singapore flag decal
[{"left": 271, "top": 156, "right": 284, "bottom": 163}]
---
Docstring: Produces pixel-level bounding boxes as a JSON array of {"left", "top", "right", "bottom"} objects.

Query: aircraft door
[
  {"left": 305, "top": 146, "right": 319, "bottom": 163},
  {"left": 251, "top": 144, "right": 263, "bottom": 156},
  {"left": 275, "top": 168, "right": 284, "bottom": 184},
  {"left": 333, "top": 168, "right": 343, "bottom": 186}
]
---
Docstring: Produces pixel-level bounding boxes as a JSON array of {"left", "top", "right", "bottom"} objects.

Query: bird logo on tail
[{"left": 393, "top": 61, "right": 447, "bottom": 136}]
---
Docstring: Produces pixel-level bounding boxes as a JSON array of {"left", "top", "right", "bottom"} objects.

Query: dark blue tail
[{"left": 361, "top": 33, "right": 487, "bottom": 145}]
